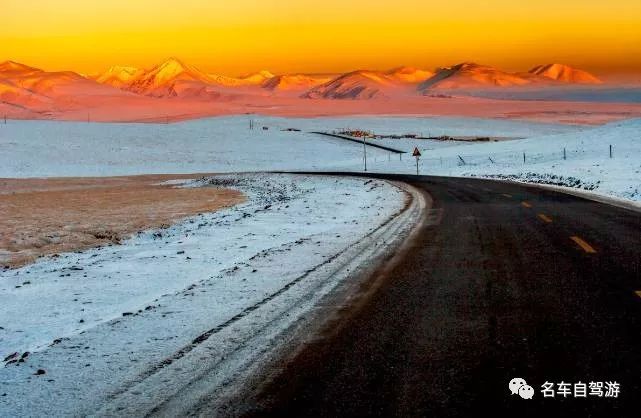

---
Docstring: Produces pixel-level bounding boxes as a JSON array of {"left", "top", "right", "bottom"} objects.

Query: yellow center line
[
  {"left": 570, "top": 236, "right": 597, "bottom": 254},
  {"left": 521, "top": 201, "right": 532, "bottom": 208},
  {"left": 502, "top": 193, "right": 512, "bottom": 198},
  {"left": 538, "top": 213, "right": 553, "bottom": 223},
  {"left": 635, "top": 291, "right": 641, "bottom": 299}
]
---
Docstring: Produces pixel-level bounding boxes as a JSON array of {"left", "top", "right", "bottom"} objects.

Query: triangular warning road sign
[{"left": 412, "top": 147, "right": 421, "bottom": 157}]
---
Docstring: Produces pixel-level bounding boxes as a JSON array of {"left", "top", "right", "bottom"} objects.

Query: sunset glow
[{"left": 3, "top": 0, "right": 641, "bottom": 76}]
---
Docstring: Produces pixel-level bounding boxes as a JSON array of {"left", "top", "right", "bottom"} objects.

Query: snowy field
[
  {"left": 357, "top": 119, "right": 641, "bottom": 202},
  {"left": 1, "top": 115, "right": 638, "bottom": 201},
  {"left": 0, "top": 173, "right": 409, "bottom": 416},
  {"left": 0, "top": 114, "right": 639, "bottom": 415},
  {"left": 431, "top": 119, "right": 641, "bottom": 202},
  {"left": 0, "top": 115, "right": 575, "bottom": 178}
]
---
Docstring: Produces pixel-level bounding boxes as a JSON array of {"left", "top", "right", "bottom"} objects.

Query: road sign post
[
  {"left": 363, "top": 135, "right": 367, "bottom": 172},
  {"left": 412, "top": 147, "right": 421, "bottom": 175}
]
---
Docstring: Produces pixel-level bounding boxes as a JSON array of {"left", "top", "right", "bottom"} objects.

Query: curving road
[{"left": 239, "top": 175, "right": 641, "bottom": 417}]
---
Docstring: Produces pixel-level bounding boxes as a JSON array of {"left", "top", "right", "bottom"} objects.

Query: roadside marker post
[
  {"left": 412, "top": 147, "right": 421, "bottom": 175},
  {"left": 363, "top": 135, "right": 367, "bottom": 172}
]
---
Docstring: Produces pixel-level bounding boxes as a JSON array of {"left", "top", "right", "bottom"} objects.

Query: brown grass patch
[{"left": 0, "top": 174, "right": 244, "bottom": 268}]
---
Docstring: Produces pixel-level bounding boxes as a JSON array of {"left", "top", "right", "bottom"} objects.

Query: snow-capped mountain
[
  {"left": 262, "top": 74, "right": 335, "bottom": 92},
  {"left": 529, "top": 64, "right": 602, "bottom": 84},
  {"left": 386, "top": 66, "right": 434, "bottom": 84},
  {"left": 418, "top": 62, "right": 537, "bottom": 91},
  {"left": 303, "top": 70, "right": 400, "bottom": 99},
  {"left": 95, "top": 66, "right": 145, "bottom": 88}
]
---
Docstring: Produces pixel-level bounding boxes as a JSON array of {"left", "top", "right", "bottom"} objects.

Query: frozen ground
[
  {"left": 0, "top": 115, "right": 575, "bottom": 178},
  {"left": 353, "top": 118, "right": 641, "bottom": 202},
  {"left": 0, "top": 173, "right": 409, "bottom": 416},
  {"left": 0, "top": 114, "right": 639, "bottom": 415}
]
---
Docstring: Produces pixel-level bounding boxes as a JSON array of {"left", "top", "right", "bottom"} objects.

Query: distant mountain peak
[
  {"left": 529, "top": 63, "right": 602, "bottom": 84},
  {"left": 104, "top": 65, "right": 140, "bottom": 74},
  {"left": 250, "top": 70, "right": 275, "bottom": 79},
  {"left": 0, "top": 60, "right": 42, "bottom": 74},
  {"left": 95, "top": 66, "right": 144, "bottom": 88},
  {"left": 239, "top": 70, "right": 275, "bottom": 85},
  {"left": 262, "top": 73, "right": 335, "bottom": 91},
  {"left": 338, "top": 70, "right": 395, "bottom": 84},
  {"left": 154, "top": 57, "right": 195, "bottom": 77},
  {"left": 127, "top": 57, "right": 213, "bottom": 95},
  {"left": 160, "top": 57, "right": 187, "bottom": 68},
  {"left": 303, "top": 70, "right": 399, "bottom": 100},
  {"left": 418, "top": 62, "right": 535, "bottom": 91},
  {"left": 386, "top": 66, "right": 434, "bottom": 83},
  {"left": 389, "top": 65, "right": 418, "bottom": 73}
]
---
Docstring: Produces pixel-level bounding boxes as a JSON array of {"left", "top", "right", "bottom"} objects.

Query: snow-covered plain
[
  {"left": 1, "top": 115, "right": 637, "bottom": 201},
  {"left": 0, "top": 173, "right": 409, "bottom": 416},
  {"left": 356, "top": 118, "right": 641, "bottom": 202},
  {"left": 0, "top": 115, "right": 575, "bottom": 177},
  {"left": 1, "top": 114, "right": 639, "bottom": 415}
]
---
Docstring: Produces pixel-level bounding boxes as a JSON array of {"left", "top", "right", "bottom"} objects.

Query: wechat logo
[{"left": 509, "top": 378, "right": 534, "bottom": 399}]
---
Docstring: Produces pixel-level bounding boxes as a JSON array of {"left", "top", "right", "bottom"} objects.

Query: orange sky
[{"left": 3, "top": 0, "right": 641, "bottom": 76}]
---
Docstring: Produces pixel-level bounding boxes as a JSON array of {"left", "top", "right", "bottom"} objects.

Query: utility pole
[{"left": 363, "top": 135, "right": 367, "bottom": 172}]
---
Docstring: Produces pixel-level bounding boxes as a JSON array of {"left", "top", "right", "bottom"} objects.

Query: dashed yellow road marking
[
  {"left": 635, "top": 291, "right": 641, "bottom": 299},
  {"left": 538, "top": 214, "right": 553, "bottom": 223},
  {"left": 570, "top": 236, "right": 597, "bottom": 254},
  {"left": 521, "top": 201, "right": 532, "bottom": 208},
  {"left": 502, "top": 193, "right": 512, "bottom": 198}
]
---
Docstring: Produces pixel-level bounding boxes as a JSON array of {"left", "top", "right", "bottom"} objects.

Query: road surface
[
  {"left": 237, "top": 175, "right": 641, "bottom": 417},
  {"left": 311, "top": 132, "right": 406, "bottom": 153}
]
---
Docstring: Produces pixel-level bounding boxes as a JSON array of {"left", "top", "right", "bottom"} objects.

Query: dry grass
[{"left": 0, "top": 174, "right": 245, "bottom": 268}]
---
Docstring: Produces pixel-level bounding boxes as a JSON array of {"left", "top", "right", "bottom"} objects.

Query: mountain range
[
  {"left": 89, "top": 59, "right": 602, "bottom": 99},
  {"left": 84, "top": 58, "right": 602, "bottom": 97},
  {"left": 0, "top": 57, "right": 608, "bottom": 119}
]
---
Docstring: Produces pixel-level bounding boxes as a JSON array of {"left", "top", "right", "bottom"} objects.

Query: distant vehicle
[{"left": 262, "top": 126, "right": 269, "bottom": 130}]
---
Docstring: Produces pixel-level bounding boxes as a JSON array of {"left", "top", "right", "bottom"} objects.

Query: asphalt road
[{"left": 240, "top": 175, "right": 641, "bottom": 417}]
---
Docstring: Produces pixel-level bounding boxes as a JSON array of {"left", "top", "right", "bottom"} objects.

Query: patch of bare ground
[{"left": 0, "top": 174, "right": 245, "bottom": 268}]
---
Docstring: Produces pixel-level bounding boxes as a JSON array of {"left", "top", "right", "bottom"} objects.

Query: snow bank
[{"left": 0, "top": 173, "right": 407, "bottom": 416}]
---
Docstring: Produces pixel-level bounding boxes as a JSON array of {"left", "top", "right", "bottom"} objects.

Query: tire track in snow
[{"left": 103, "top": 181, "right": 413, "bottom": 406}]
